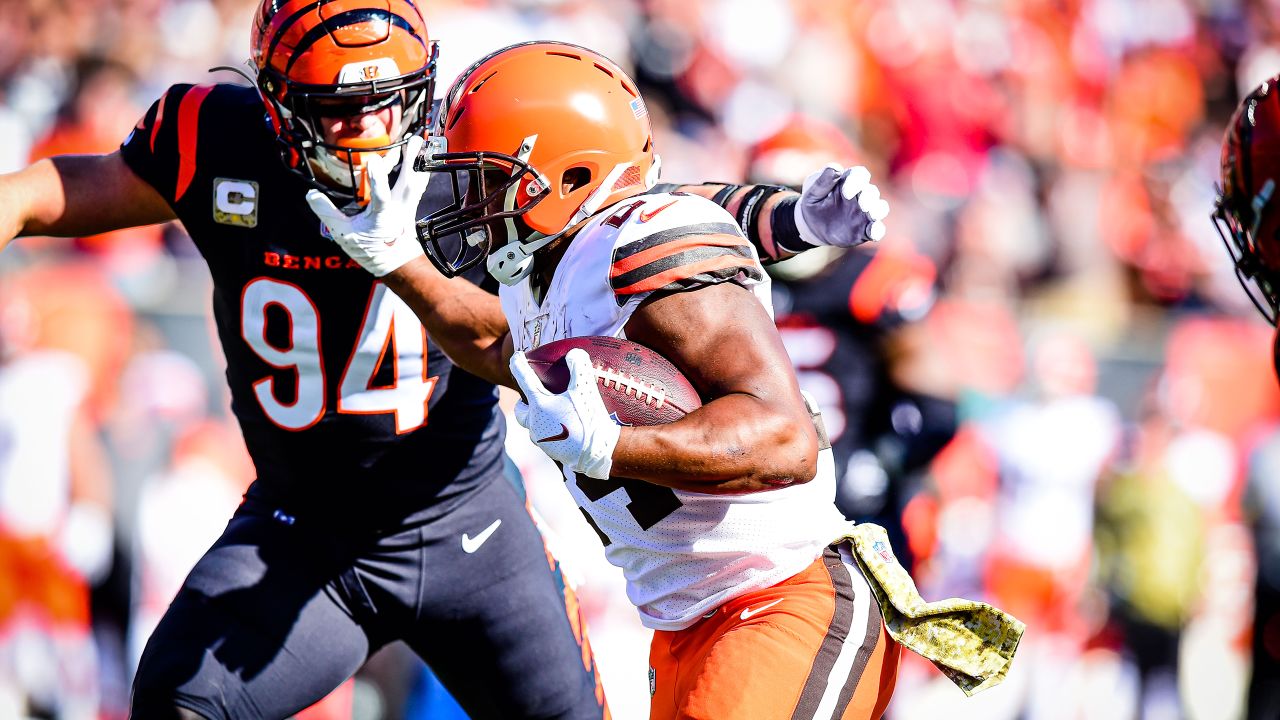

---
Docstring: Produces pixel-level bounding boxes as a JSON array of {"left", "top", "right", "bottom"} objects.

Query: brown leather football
[{"left": 523, "top": 336, "right": 702, "bottom": 425}]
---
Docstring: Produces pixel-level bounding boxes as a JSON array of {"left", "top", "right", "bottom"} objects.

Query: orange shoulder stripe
[
  {"left": 149, "top": 91, "right": 168, "bottom": 152},
  {"left": 610, "top": 232, "right": 748, "bottom": 279},
  {"left": 174, "top": 85, "right": 215, "bottom": 202},
  {"left": 612, "top": 253, "right": 753, "bottom": 296}
]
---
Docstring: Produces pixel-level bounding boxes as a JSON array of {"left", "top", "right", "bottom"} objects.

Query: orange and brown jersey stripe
[{"left": 610, "top": 222, "right": 763, "bottom": 303}]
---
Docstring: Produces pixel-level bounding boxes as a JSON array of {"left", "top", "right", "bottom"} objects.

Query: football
[{"left": 523, "top": 336, "right": 702, "bottom": 426}]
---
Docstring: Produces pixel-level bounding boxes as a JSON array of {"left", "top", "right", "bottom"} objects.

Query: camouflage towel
[{"left": 842, "top": 523, "right": 1025, "bottom": 696}]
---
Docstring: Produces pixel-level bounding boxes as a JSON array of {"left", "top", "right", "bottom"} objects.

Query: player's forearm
[
  {"left": 672, "top": 183, "right": 798, "bottom": 262},
  {"left": 0, "top": 154, "right": 174, "bottom": 249},
  {"left": 381, "top": 257, "right": 514, "bottom": 388},
  {"left": 0, "top": 159, "right": 67, "bottom": 248},
  {"left": 610, "top": 395, "right": 818, "bottom": 494}
]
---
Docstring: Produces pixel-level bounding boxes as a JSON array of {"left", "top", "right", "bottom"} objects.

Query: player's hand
[
  {"left": 510, "top": 348, "right": 619, "bottom": 480},
  {"left": 304, "top": 134, "right": 430, "bottom": 277},
  {"left": 795, "top": 164, "right": 889, "bottom": 247}
]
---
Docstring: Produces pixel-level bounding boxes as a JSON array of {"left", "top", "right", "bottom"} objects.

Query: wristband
[
  {"left": 710, "top": 184, "right": 743, "bottom": 207},
  {"left": 736, "top": 184, "right": 788, "bottom": 238},
  {"left": 770, "top": 196, "right": 812, "bottom": 255}
]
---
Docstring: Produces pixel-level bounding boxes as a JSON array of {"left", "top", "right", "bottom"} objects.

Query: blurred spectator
[
  {"left": 1094, "top": 400, "right": 1208, "bottom": 719},
  {"left": 1245, "top": 429, "right": 1280, "bottom": 720},
  {"left": 0, "top": 275, "right": 113, "bottom": 719},
  {"left": 26, "top": 58, "right": 166, "bottom": 278}
]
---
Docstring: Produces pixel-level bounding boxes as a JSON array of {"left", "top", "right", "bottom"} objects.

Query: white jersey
[{"left": 500, "top": 193, "right": 848, "bottom": 630}]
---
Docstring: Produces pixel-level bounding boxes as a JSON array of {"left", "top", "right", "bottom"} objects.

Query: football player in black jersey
[
  {"left": 1214, "top": 73, "right": 1280, "bottom": 720},
  {"left": 749, "top": 118, "right": 957, "bottom": 574},
  {"left": 769, "top": 242, "right": 956, "bottom": 573},
  {"left": 0, "top": 2, "right": 890, "bottom": 718}
]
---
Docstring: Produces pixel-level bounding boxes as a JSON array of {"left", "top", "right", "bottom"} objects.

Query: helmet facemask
[
  {"left": 258, "top": 44, "right": 438, "bottom": 207},
  {"left": 414, "top": 42, "right": 658, "bottom": 284},
  {"left": 416, "top": 135, "right": 562, "bottom": 284},
  {"left": 1214, "top": 177, "right": 1280, "bottom": 324},
  {"left": 1214, "top": 83, "right": 1280, "bottom": 326}
]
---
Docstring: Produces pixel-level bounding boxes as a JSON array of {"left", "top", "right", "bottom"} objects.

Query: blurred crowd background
[{"left": 2, "top": 0, "right": 1280, "bottom": 718}]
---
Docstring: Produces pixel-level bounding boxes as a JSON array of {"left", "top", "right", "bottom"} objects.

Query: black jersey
[
  {"left": 770, "top": 245, "right": 937, "bottom": 482},
  {"left": 120, "top": 83, "right": 503, "bottom": 524}
]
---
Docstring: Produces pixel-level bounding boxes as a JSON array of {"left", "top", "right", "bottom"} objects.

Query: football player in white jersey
[{"left": 308, "top": 41, "right": 900, "bottom": 719}]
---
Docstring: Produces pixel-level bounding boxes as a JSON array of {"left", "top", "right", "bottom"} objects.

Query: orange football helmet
[
  {"left": 251, "top": 0, "right": 437, "bottom": 204},
  {"left": 416, "top": 42, "right": 658, "bottom": 285},
  {"left": 1215, "top": 74, "right": 1280, "bottom": 324}
]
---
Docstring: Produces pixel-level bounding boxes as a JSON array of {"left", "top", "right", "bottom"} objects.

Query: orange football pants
[{"left": 649, "top": 542, "right": 900, "bottom": 720}]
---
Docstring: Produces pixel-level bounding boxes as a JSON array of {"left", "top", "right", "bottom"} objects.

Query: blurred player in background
[
  {"left": 1214, "top": 72, "right": 1280, "bottom": 720},
  {"left": 0, "top": 274, "right": 115, "bottom": 720},
  {"left": 0, "top": 2, "right": 889, "bottom": 717},
  {"left": 749, "top": 115, "right": 957, "bottom": 573}
]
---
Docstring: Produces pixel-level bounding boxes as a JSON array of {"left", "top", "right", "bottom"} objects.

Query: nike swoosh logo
[
  {"left": 461, "top": 519, "right": 502, "bottom": 553},
  {"left": 638, "top": 200, "right": 677, "bottom": 223},
  {"left": 739, "top": 598, "right": 783, "bottom": 621},
  {"left": 536, "top": 424, "right": 570, "bottom": 443}
]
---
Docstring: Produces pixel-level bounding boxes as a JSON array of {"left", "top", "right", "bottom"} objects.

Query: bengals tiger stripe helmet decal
[
  {"left": 415, "top": 42, "right": 659, "bottom": 285},
  {"left": 1215, "top": 74, "right": 1280, "bottom": 324},
  {"left": 251, "top": 0, "right": 437, "bottom": 205}
]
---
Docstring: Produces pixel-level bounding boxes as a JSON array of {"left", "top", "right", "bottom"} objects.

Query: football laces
[{"left": 592, "top": 363, "right": 667, "bottom": 409}]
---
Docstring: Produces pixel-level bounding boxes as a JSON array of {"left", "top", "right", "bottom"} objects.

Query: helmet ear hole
[{"left": 561, "top": 166, "right": 592, "bottom": 195}]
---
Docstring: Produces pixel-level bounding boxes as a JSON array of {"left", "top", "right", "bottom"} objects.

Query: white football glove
[
  {"left": 793, "top": 164, "right": 890, "bottom": 248},
  {"left": 304, "top": 134, "right": 430, "bottom": 277},
  {"left": 510, "top": 348, "right": 620, "bottom": 480}
]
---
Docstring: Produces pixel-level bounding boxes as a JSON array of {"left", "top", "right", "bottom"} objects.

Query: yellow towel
[{"left": 841, "top": 523, "right": 1025, "bottom": 696}]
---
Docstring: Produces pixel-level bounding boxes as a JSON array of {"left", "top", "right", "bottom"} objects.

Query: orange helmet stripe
[{"left": 284, "top": 10, "right": 425, "bottom": 75}]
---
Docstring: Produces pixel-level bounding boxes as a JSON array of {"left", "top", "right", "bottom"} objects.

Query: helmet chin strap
[
  {"left": 488, "top": 160, "right": 634, "bottom": 286},
  {"left": 645, "top": 153, "right": 662, "bottom": 189}
]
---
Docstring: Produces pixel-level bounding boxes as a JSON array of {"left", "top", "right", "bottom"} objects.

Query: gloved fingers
[
  {"left": 801, "top": 163, "right": 845, "bottom": 199},
  {"left": 866, "top": 220, "right": 887, "bottom": 241},
  {"left": 839, "top": 166, "right": 872, "bottom": 201},
  {"left": 513, "top": 400, "right": 530, "bottom": 428},
  {"left": 305, "top": 189, "right": 347, "bottom": 231},
  {"left": 859, "top": 186, "right": 890, "bottom": 221},
  {"left": 364, "top": 150, "right": 394, "bottom": 209},
  {"left": 395, "top": 135, "right": 431, "bottom": 203},
  {"left": 509, "top": 351, "right": 552, "bottom": 400},
  {"left": 854, "top": 183, "right": 880, "bottom": 212},
  {"left": 564, "top": 349, "right": 598, "bottom": 392}
]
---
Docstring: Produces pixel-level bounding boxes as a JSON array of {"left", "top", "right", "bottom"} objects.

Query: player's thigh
[
  {"left": 131, "top": 507, "right": 373, "bottom": 720},
  {"left": 652, "top": 544, "right": 898, "bottom": 720},
  {"left": 405, "top": 470, "right": 606, "bottom": 720}
]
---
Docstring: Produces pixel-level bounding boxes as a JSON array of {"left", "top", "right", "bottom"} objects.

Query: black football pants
[{"left": 129, "top": 468, "right": 606, "bottom": 720}]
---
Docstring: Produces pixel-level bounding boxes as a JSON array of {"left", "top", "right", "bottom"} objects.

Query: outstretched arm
[
  {"left": 0, "top": 152, "right": 175, "bottom": 251},
  {"left": 665, "top": 165, "right": 889, "bottom": 262},
  {"left": 380, "top": 257, "right": 513, "bottom": 388},
  {"left": 305, "top": 136, "right": 514, "bottom": 388}
]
